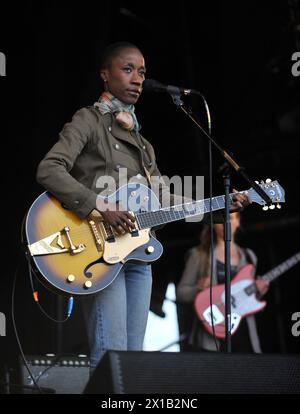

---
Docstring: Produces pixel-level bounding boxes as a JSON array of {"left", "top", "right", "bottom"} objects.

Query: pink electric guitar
[{"left": 194, "top": 251, "right": 300, "bottom": 338}]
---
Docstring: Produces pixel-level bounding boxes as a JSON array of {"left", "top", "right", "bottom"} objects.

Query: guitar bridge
[
  {"left": 88, "top": 219, "right": 104, "bottom": 251},
  {"left": 28, "top": 227, "right": 86, "bottom": 256}
]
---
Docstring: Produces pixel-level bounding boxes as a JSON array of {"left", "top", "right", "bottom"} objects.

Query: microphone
[{"left": 143, "top": 78, "right": 202, "bottom": 96}]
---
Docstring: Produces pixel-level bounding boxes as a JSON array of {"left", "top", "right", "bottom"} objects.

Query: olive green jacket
[
  {"left": 37, "top": 106, "right": 222, "bottom": 226},
  {"left": 36, "top": 106, "right": 167, "bottom": 219}
]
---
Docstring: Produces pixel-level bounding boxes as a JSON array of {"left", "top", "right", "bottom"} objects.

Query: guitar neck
[
  {"left": 245, "top": 251, "right": 300, "bottom": 296},
  {"left": 261, "top": 252, "right": 300, "bottom": 283},
  {"left": 136, "top": 192, "right": 243, "bottom": 229}
]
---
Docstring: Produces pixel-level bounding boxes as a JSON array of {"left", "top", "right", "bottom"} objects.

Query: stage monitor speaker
[
  {"left": 84, "top": 351, "right": 300, "bottom": 394},
  {"left": 21, "top": 355, "right": 90, "bottom": 394}
]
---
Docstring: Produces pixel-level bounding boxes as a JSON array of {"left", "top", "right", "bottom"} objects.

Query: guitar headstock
[{"left": 247, "top": 179, "right": 285, "bottom": 210}]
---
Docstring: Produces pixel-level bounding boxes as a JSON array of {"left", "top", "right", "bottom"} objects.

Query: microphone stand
[{"left": 167, "top": 88, "right": 272, "bottom": 352}]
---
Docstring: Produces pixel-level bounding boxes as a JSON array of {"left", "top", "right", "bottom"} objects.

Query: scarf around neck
[{"left": 94, "top": 91, "right": 140, "bottom": 131}]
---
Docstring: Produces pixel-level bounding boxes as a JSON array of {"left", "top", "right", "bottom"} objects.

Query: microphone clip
[{"left": 168, "top": 88, "right": 184, "bottom": 107}]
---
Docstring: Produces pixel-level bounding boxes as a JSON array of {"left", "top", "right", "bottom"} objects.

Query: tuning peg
[
  {"left": 262, "top": 205, "right": 269, "bottom": 211},
  {"left": 269, "top": 204, "right": 275, "bottom": 210},
  {"left": 260, "top": 180, "right": 265, "bottom": 185},
  {"left": 265, "top": 178, "right": 272, "bottom": 183},
  {"left": 276, "top": 203, "right": 281, "bottom": 209},
  {"left": 255, "top": 180, "right": 259, "bottom": 184}
]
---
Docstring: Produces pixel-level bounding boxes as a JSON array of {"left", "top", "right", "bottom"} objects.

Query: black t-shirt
[{"left": 216, "top": 260, "right": 238, "bottom": 284}]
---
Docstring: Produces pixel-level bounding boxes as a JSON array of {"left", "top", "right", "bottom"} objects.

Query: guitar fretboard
[
  {"left": 136, "top": 193, "right": 238, "bottom": 229},
  {"left": 262, "top": 252, "right": 300, "bottom": 282},
  {"left": 245, "top": 251, "right": 300, "bottom": 295}
]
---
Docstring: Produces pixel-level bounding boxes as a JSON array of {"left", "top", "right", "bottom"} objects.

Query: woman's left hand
[
  {"left": 256, "top": 279, "right": 270, "bottom": 297},
  {"left": 230, "top": 188, "right": 251, "bottom": 212}
]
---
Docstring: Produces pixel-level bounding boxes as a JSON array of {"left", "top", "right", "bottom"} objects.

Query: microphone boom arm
[{"left": 168, "top": 90, "right": 272, "bottom": 205}]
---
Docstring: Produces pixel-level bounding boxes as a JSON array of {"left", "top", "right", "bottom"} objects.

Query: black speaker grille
[{"left": 84, "top": 351, "right": 300, "bottom": 394}]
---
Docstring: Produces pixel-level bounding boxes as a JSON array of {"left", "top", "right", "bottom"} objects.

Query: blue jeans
[{"left": 81, "top": 263, "right": 152, "bottom": 369}]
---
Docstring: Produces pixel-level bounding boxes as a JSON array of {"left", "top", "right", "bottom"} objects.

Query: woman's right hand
[{"left": 100, "top": 203, "right": 136, "bottom": 235}]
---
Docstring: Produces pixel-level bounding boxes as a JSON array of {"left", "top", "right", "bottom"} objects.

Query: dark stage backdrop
[{"left": 1, "top": 0, "right": 299, "bottom": 374}]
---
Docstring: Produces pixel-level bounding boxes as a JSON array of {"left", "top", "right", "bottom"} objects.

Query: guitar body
[
  {"left": 25, "top": 183, "right": 163, "bottom": 296},
  {"left": 194, "top": 264, "right": 267, "bottom": 339}
]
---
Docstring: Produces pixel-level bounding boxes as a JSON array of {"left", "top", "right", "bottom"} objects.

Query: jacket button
[
  {"left": 74, "top": 200, "right": 80, "bottom": 205},
  {"left": 142, "top": 145, "right": 146, "bottom": 150},
  {"left": 114, "top": 143, "right": 120, "bottom": 150},
  {"left": 108, "top": 126, "right": 112, "bottom": 132}
]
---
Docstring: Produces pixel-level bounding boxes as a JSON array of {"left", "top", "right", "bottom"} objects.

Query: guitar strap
[
  {"left": 244, "top": 248, "right": 257, "bottom": 270},
  {"left": 143, "top": 165, "right": 152, "bottom": 186},
  {"left": 136, "top": 131, "right": 152, "bottom": 187}
]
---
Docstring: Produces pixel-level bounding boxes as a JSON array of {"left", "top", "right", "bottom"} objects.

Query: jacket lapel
[
  {"left": 100, "top": 112, "right": 139, "bottom": 148},
  {"left": 101, "top": 111, "right": 156, "bottom": 174},
  {"left": 111, "top": 118, "right": 140, "bottom": 149}
]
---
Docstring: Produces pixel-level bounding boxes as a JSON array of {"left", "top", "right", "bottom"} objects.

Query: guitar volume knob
[
  {"left": 67, "top": 274, "right": 76, "bottom": 283},
  {"left": 146, "top": 246, "right": 155, "bottom": 254},
  {"left": 84, "top": 281, "right": 92, "bottom": 289}
]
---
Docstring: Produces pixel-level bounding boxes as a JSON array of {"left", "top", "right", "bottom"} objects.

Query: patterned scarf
[{"left": 94, "top": 91, "right": 140, "bottom": 131}]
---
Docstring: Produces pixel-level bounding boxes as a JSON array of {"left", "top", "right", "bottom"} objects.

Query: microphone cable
[
  {"left": 11, "top": 264, "right": 43, "bottom": 393},
  {"left": 21, "top": 212, "right": 74, "bottom": 324},
  {"left": 9, "top": 213, "right": 75, "bottom": 393}
]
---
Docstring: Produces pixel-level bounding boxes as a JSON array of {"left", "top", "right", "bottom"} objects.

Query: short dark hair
[{"left": 100, "top": 41, "right": 142, "bottom": 69}]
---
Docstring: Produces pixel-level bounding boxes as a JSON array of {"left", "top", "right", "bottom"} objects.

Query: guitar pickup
[
  {"left": 130, "top": 229, "right": 139, "bottom": 237},
  {"left": 106, "top": 234, "right": 116, "bottom": 243}
]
